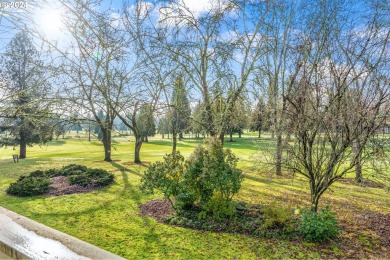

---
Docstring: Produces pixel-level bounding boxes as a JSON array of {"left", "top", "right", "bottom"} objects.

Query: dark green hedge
[
  {"left": 68, "top": 168, "right": 114, "bottom": 187},
  {"left": 6, "top": 164, "right": 114, "bottom": 197},
  {"left": 7, "top": 176, "right": 51, "bottom": 197}
]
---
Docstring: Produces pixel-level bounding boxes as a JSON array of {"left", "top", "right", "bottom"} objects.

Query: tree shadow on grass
[
  {"left": 110, "top": 161, "right": 164, "bottom": 248},
  {"left": 122, "top": 161, "right": 150, "bottom": 167},
  {"left": 17, "top": 194, "right": 118, "bottom": 219},
  {"left": 110, "top": 161, "right": 143, "bottom": 178},
  {"left": 109, "top": 161, "right": 146, "bottom": 206},
  {"left": 243, "top": 173, "right": 299, "bottom": 187}
]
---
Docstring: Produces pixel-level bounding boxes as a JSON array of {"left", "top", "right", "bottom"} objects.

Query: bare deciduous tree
[
  {"left": 148, "top": 0, "right": 268, "bottom": 143},
  {"left": 283, "top": 0, "right": 390, "bottom": 212}
]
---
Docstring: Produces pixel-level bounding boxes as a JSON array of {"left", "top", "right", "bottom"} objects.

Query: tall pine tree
[
  {"left": 0, "top": 31, "right": 52, "bottom": 158},
  {"left": 170, "top": 76, "right": 191, "bottom": 152},
  {"left": 250, "top": 99, "right": 266, "bottom": 138}
]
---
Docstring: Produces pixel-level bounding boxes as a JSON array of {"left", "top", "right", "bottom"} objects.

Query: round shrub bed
[
  {"left": 7, "top": 176, "right": 52, "bottom": 197},
  {"left": 140, "top": 199, "right": 298, "bottom": 239},
  {"left": 6, "top": 164, "right": 114, "bottom": 197}
]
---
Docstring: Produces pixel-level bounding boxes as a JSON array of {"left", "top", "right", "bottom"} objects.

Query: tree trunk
[
  {"left": 103, "top": 142, "right": 111, "bottom": 162},
  {"left": 310, "top": 194, "right": 320, "bottom": 213},
  {"left": 102, "top": 128, "right": 112, "bottom": 162},
  {"left": 355, "top": 162, "right": 363, "bottom": 183},
  {"left": 88, "top": 124, "right": 91, "bottom": 142},
  {"left": 162, "top": 133, "right": 164, "bottom": 139},
  {"left": 238, "top": 131, "right": 242, "bottom": 138},
  {"left": 134, "top": 136, "right": 143, "bottom": 163},
  {"left": 275, "top": 133, "right": 283, "bottom": 175},
  {"left": 145, "top": 136, "right": 149, "bottom": 142},
  {"left": 179, "top": 132, "right": 183, "bottom": 140},
  {"left": 172, "top": 135, "right": 177, "bottom": 154},
  {"left": 309, "top": 180, "right": 319, "bottom": 212},
  {"left": 172, "top": 129, "right": 177, "bottom": 154},
  {"left": 19, "top": 141, "right": 27, "bottom": 159},
  {"left": 219, "top": 131, "right": 225, "bottom": 144},
  {"left": 258, "top": 129, "right": 261, "bottom": 138},
  {"left": 229, "top": 130, "right": 233, "bottom": 142},
  {"left": 352, "top": 141, "right": 363, "bottom": 183},
  {"left": 19, "top": 127, "right": 27, "bottom": 159}
]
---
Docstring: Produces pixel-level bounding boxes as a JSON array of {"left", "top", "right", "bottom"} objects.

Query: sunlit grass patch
[{"left": 0, "top": 133, "right": 389, "bottom": 258}]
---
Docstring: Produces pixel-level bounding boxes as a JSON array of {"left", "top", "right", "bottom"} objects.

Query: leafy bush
[
  {"left": 140, "top": 152, "right": 186, "bottom": 207},
  {"left": 262, "top": 203, "right": 291, "bottom": 229},
  {"left": 140, "top": 137, "right": 243, "bottom": 219},
  {"left": 6, "top": 176, "right": 51, "bottom": 197},
  {"left": 298, "top": 206, "right": 341, "bottom": 242},
  {"left": 184, "top": 138, "right": 243, "bottom": 217},
  {"left": 198, "top": 193, "right": 236, "bottom": 220},
  {"left": 174, "top": 189, "right": 197, "bottom": 210}
]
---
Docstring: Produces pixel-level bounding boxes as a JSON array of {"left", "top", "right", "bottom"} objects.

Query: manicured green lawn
[{"left": 0, "top": 133, "right": 389, "bottom": 258}]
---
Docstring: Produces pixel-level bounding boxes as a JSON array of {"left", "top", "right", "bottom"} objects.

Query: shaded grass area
[{"left": 0, "top": 132, "right": 389, "bottom": 258}]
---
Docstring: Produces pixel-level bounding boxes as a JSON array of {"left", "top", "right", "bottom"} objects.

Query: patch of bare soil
[
  {"left": 47, "top": 176, "right": 99, "bottom": 196},
  {"left": 339, "top": 178, "right": 385, "bottom": 188},
  {"left": 139, "top": 199, "right": 175, "bottom": 221}
]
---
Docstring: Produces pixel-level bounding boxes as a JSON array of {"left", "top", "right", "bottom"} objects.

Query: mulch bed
[
  {"left": 140, "top": 199, "right": 175, "bottom": 221},
  {"left": 140, "top": 199, "right": 390, "bottom": 258},
  {"left": 47, "top": 176, "right": 99, "bottom": 196}
]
